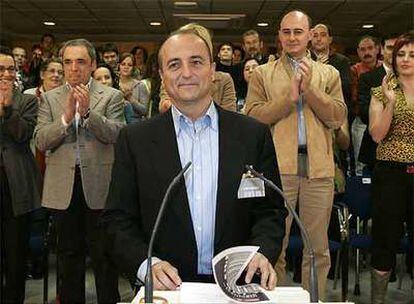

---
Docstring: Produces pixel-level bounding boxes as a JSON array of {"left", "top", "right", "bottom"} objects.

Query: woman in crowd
[
  {"left": 141, "top": 52, "right": 161, "bottom": 118},
  {"left": 369, "top": 32, "right": 414, "bottom": 304},
  {"left": 237, "top": 57, "right": 259, "bottom": 112},
  {"left": 92, "top": 63, "right": 138, "bottom": 124},
  {"left": 24, "top": 58, "right": 63, "bottom": 99},
  {"left": 118, "top": 52, "right": 149, "bottom": 119},
  {"left": 130, "top": 45, "right": 148, "bottom": 80}
]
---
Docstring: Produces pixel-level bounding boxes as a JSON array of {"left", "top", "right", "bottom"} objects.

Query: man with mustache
[
  {"left": 242, "top": 29, "right": 268, "bottom": 64},
  {"left": 350, "top": 35, "right": 382, "bottom": 175},
  {"left": 245, "top": 10, "right": 347, "bottom": 300}
]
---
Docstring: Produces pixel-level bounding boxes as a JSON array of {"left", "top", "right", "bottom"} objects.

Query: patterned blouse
[{"left": 371, "top": 76, "right": 414, "bottom": 163}]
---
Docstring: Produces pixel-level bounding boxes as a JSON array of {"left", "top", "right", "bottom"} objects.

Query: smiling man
[
  {"left": 245, "top": 10, "right": 347, "bottom": 300},
  {"left": 103, "top": 23, "right": 287, "bottom": 291},
  {"left": 0, "top": 46, "right": 41, "bottom": 304},
  {"left": 34, "top": 38, "right": 125, "bottom": 303}
]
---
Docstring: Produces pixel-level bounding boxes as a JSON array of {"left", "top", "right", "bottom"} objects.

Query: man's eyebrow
[{"left": 166, "top": 58, "right": 180, "bottom": 65}]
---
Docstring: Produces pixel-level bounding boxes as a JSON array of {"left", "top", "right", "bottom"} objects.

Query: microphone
[
  {"left": 144, "top": 161, "right": 192, "bottom": 303},
  {"left": 245, "top": 165, "right": 319, "bottom": 303}
]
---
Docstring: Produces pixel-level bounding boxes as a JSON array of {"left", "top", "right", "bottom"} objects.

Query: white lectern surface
[
  {"left": 133, "top": 282, "right": 310, "bottom": 303},
  {"left": 127, "top": 282, "right": 354, "bottom": 304}
]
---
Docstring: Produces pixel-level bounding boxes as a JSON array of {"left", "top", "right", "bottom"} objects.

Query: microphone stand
[
  {"left": 246, "top": 165, "right": 319, "bottom": 303},
  {"left": 144, "top": 162, "right": 192, "bottom": 303}
]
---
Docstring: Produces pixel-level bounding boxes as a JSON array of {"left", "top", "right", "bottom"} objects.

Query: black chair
[
  {"left": 286, "top": 202, "right": 350, "bottom": 301},
  {"left": 342, "top": 175, "right": 372, "bottom": 296}
]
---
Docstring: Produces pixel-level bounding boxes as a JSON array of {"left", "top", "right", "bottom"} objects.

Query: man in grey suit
[{"left": 34, "top": 39, "right": 125, "bottom": 303}]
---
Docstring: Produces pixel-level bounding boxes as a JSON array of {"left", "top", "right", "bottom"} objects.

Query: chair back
[{"left": 343, "top": 176, "right": 372, "bottom": 220}]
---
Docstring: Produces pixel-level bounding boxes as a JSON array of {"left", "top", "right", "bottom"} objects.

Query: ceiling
[{"left": 1, "top": 0, "right": 413, "bottom": 48}]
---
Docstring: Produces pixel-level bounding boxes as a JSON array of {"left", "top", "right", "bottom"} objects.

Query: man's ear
[
  {"left": 159, "top": 68, "right": 164, "bottom": 82},
  {"left": 91, "top": 60, "right": 97, "bottom": 71},
  {"left": 211, "top": 62, "right": 216, "bottom": 81}
]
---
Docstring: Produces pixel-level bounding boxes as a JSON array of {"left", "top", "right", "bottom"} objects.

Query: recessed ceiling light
[
  {"left": 174, "top": 1, "right": 198, "bottom": 7},
  {"left": 257, "top": 22, "right": 269, "bottom": 27},
  {"left": 362, "top": 24, "right": 374, "bottom": 29},
  {"left": 44, "top": 21, "right": 56, "bottom": 26},
  {"left": 150, "top": 22, "right": 162, "bottom": 26}
]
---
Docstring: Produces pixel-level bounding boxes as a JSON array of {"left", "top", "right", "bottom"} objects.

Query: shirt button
[{"left": 197, "top": 226, "right": 202, "bottom": 232}]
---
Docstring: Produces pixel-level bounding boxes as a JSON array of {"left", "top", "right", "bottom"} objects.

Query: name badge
[{"left": 237, "top": 173, "right": 265, "bottom": 199}]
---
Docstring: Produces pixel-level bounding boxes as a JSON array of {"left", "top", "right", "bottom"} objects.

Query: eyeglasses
[
  {"left": 0, "top": 66, "right": 16, "bottom": 74},
  {"left": 46, "top": 68, "right": 64, "bottom": 75}
]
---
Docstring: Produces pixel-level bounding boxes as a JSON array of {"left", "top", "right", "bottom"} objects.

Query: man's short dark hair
[
  {"left": 217, "top": 42, "right": 234, "bottom": 53},
  {"left": 242, "top": 30, "right": 260, "bottom": 41},
  {"left": 130, "top": 45, "right": 148, "bottom": 63},
  {"left": 358, "top": 35, "right": 380, "bottom": 47},
  {"left": 41, "top": 33, "right": 55, "bottom": 43},
  {"left": 0, "top": 45, "right": 13, "bottom": 57},
  {"left": 313, "top": 23, "right": 333, "bottom": 37},
  {"left": 233, "top": 46, "right": 245, "bottom": 58},
  {"left": 280, "top": 9, "right": 313, "bottom": 29},
  {"left": 102, "top": 43, "right": 119, "bottom": 56},
  {"left": 61, "top": 39, "right": 97, "bottom": 61}
]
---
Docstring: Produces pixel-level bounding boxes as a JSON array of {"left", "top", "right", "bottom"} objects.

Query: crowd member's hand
[
  {"left": 63, "top": 88, "right": 77, "bottom": 123},
  {"left": 159, "top": 98, "right": 172, "bottom": 114},
  {"left": 0, "top": 79, "right": 14, "bottom": 117},
  {"left": 381, "top": 74, "right": 396, "bottom": 106},
  {"left": 289, "top": 67, "right": 301, "bottom": 104},
  {"left": 298, "top": 58, "right": 312, "bottom": 93},
  {"left": 244, "top": 252, "right": 277, "bottom": 290},
  {"left": 74, "top": 84, "right": 90, "bottom": 117},
  {"left": 152, "top": 260, "right": 182, "bottom": 290}
]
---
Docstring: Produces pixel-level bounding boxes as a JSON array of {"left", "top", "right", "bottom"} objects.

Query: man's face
[
  {"left": 41, "top": 62, "right": 64, "bottom": 90},
  {"left": 357, "top": 38, "right": 379, "bottom": 65},
  {"left": 63, "top": 45, "right": 96, "bottom": 86},
  {"left": 279, "top": 12, "right": 312, "bottom": 59},
  {"left": 102, "top": 51, "right": 118, "bottom": 69},
  {"left": 42, "top": 36, "right": 54, "bottom": 49},
  {"left": 243, "top": 34, "right": 262, "bottom": 58},
  {"left": 160, "top": 33, "right": 215, "bottom": 108},
  {"left": 12, "top": 47, "right": 27, "bottom": 69},
  {"left": 0, "top": 54, "right": 16, "bottom": 85},
  {"left": 134, "top": 49, "right": 145, "bottom": 65},
  {"left": 311, "top": 25, "right": 332, "bottom": 53},
  {"left": 382, "top": 38, "right": 397, "bottom": 67},
  {"left": 218, "top": 44, "right": 233, "bottom": 62},
  {"left": 232, "top": 49, "right": 243, "bottom": 64},
  {"left": 32, "top": 48, "right": 42, "bottom": 61}
]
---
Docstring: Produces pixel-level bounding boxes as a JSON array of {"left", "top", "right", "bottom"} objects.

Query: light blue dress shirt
[
  {"left": 171, "top": 102, "right": 219, "bottom": 274},
  {"left": 137, "top": 102, "right": 219, "bottom": 281},
  {"left": 287, "top": 57, "right": 307, "bottom": 146}
]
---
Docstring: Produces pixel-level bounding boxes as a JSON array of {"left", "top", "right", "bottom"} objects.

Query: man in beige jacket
[
  {"left": 245, "top": 10, "right": 347, "bottom": 299},
  {"left": 34, "top": 38, "right": 125, "bottom": 303}
]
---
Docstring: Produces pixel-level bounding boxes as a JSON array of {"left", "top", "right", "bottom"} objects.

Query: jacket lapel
[
  {"left": 89, "top": 79, "right": 104, "bottom": 110},
  {"left": 150, "top": 111, "right": 196, "bottom": 238},
  {"left": 214, "top": 107, "right": 243, "bottom": 247}
]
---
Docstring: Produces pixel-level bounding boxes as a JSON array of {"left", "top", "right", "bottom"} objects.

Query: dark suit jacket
[
  {"left": 0, "top": 91, "right": 41, "bottom": 216},
  {"left": 358, "top": 66, "right": 386, "bottom": 168},
  {"left": 103, "top": 105, "right": 287, "bottom": 282}
]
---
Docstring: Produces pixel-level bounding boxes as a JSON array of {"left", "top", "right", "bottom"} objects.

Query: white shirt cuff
[
  {"left": 61, "top": 114, "right": 73, "bottom": 127},
  {"left": 137, "top": 257, "right": 161, "bottom": 283}
]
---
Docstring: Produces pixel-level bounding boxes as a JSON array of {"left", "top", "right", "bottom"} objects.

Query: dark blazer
[
  {"left": 103, "top": 105, "right": 287, "bottom": 282},
  {"left": 358, "top": 66, "right": 386, "bottom": 168},
  {"left": 0, "top": 90, "right": 41, "bottom": 216}
]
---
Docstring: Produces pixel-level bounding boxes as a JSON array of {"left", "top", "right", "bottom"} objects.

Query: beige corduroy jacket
[{"left": 245, "top": 54, "right": 347, "bottom": 179}]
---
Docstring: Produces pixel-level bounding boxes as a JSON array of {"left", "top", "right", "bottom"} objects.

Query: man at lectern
[{"left": 103, "top": 23, "right": 287, "bottom": 291}]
